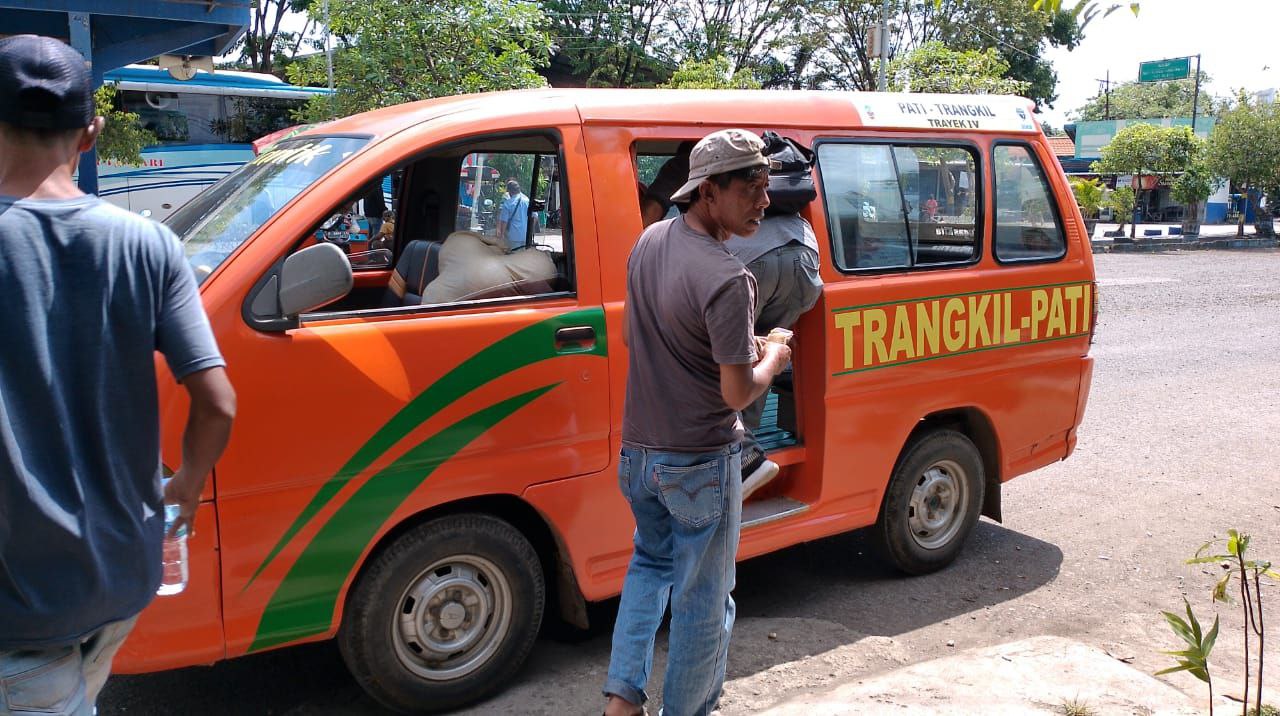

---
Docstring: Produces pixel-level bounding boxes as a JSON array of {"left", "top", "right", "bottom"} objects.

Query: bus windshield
[{"left": 166, "top": 136, "right": 369, "bottom": 283}]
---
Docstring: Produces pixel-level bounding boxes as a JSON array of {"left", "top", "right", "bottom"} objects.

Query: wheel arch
[
  {"left": 342, "top": 493, "right": 589, "bottom": 633},
  {"left": 902, "top": 407, "right": 1003, "bottom": 522}
]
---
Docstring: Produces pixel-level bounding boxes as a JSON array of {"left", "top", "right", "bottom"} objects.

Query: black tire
[
  {"left": 872, "top": 429, "right": 985, "bottom": 575},
  {"left": 338, "top": 514, "right": 545, "bottom": 714}
]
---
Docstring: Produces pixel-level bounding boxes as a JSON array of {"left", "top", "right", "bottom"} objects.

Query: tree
[
  {"left": 95, "top": 83, "right": 157, "bottom": 166},
  {"left": 1206, "top": 95, "right": 1280, "bottom": 237},
  {"left": 224, "top": 0, "right": 317, "bottom": 77},
  {"left": 888, "top": 41, "right": 1030, "bottom": 95},
  {"left": 287, "top": 0, "right": 551, "bottom": 122},
  {"left": 1170, "top": 159, "right": 1219, "bottom": 235},
  {"left": 1091, "top": 123, "right": 1200, "bottom": 238},
  {"left": 1070, "top": 177, "right": 1104, "bottom": 219},
  {"left": 543, "top": 0, "right": 675, "bottom": 87},
  {"left": 1072, "top": 73, "right": 1221, "bottom": 121},
  {"left": 661, "top": 55, "right": 761, "bottom": 89},
  {"left": 1105, "top": 185, "right": 1135, "bottom": 234},
  {"left": 802, "top": 0, "right": 1087, "bottom": 106},
  {"left": 1042, "top": 121, "right": 1064, "bottom": 136}
]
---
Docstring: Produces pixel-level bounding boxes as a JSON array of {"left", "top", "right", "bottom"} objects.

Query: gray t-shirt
[
  {"left": 0, "top": 194, "right": 224, "bottom": 648},
  {"left": 622, "top": 216, "right": 757, "bottom": 451},
  {"left": 723, "top": 213, "right": 819, "bottom": 266}
]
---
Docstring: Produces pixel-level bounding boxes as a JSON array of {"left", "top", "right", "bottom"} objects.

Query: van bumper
[{"left": 113, "top": 501, "right": 225, "bottom": 673}]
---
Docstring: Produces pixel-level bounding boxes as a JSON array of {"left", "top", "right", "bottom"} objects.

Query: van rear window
[
  {"left": 993, "top": 144, "right": 1067, "bottom": 262},
  {"left": 818, "top": 142, "right": 979, "bottom": 272}
]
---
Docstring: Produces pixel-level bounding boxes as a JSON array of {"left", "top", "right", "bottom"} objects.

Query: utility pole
[
  {"left": 877, "top": 0, "right": 889, "bottom": 91},
  {"left": 1096, "top": 71, "right": 1111, "bottom": 119},
  {"left": 324, "top": 0, "right": 335, "bottom": 119},
  {"left": 1190, "top": 54, "right": 1202, "bottom": 133}
]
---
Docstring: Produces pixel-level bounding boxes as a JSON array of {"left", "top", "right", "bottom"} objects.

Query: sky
[{"left": 1038, "top": 0, "right": 1280, "bottom": 127}]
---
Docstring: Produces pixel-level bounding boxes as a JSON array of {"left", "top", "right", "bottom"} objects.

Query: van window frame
[
  {"left": 990, "top": 140, "right": 1069, "bottom": 266},
  {"left": 814, "top": 137, "right": 985, "bottom": 276},
  {"left": 244, "top": 128, "right": 579, "bottom": 330}
]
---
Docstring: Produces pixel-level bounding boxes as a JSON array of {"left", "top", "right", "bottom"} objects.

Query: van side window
[
  {"left": 300, "top": 134, "right": 573, "bottom": 315},
  {"left": 818, "top": 142, "right": 979, "bottom": 272},
  {"left": 993, "top": 144, "right": 1066, "bottom": 262}
]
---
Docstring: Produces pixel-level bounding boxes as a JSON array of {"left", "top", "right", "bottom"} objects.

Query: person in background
[
  {"left": 496, "top": 178, "right": 529, "bottom": 251},
  {"left": 0, "top": 35, "right": 236, "bottom": 714},
  {"left": 603, "top": 129, "right": 790, "bottom": 716},
  {"left": 723, "top": 211, "right": 823, "bottom": 498},
  {"left": 639, "top": 141, "right": 695, "bottom": 227},
  {"left": 370, "top": 209, "right": 395, "bottom": 251}
]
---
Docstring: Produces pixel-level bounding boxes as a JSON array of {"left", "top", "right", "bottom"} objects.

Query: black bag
[{"left": 761, "top": 131, "right": 817, "bottom": 216}]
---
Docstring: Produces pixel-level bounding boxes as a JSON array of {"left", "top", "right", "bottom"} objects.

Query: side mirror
[{"left": 279, "top": 242, "right": 353, "bottom": 316}]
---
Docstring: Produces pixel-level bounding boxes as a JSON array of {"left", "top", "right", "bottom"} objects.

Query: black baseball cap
[{"left": 0, "top": 35, "right": 94, "bottom": 130}]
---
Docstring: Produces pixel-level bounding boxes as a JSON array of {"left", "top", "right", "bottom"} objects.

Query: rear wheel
[
  {"left": 339, "top": 514, "right": 544, "bottom": 714},
  {"left": 872, "top": 429, "right": 984, "bottom": 575}
]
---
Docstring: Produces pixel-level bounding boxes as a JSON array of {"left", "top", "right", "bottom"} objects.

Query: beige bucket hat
[{"left": 670, "top": 128, "right": 769, "bottom": 203}]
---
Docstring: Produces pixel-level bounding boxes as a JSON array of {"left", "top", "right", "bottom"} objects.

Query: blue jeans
[
  {"left": 604, "top": 443, "right": 742, "bottom": 716},
  {"left": 0, "top": 616, "right": 136, "bottom": 715}
]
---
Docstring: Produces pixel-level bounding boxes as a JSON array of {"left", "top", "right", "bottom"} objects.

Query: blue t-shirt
[
  {"left": 0, "top": 194, "right": 224, "bottom": 648},
  {"left": 499, "top": 192, "right": 529, "bottom": 250}
]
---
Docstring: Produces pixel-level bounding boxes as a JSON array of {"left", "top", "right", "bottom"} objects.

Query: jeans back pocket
[{"left": 654, "top": 459, "right": 724, "bottom": 529}]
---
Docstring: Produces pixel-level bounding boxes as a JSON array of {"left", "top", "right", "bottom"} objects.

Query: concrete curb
[
  {"left": 758, "top": 636, "right": 1203, "bottom": 715},
  {"left": 1091, "top": 237, "right": 1279, "bottom": 254}
]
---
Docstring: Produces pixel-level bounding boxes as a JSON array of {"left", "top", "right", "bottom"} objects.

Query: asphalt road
[{"left": 100, "top": 250, "right": 1280, "bottom": 715}]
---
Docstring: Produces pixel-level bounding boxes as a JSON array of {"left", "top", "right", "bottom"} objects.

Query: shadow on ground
[{"left": 99, "top": 520, "right": 1061, "bottom": 715}]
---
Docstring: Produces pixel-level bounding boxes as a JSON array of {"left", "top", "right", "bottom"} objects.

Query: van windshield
[{"left": 165, "top": 136, "right": 369, "bottom": 283}]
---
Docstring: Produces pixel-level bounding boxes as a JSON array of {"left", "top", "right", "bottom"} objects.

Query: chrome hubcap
[
  {"left": 392, "top": 555, "right": 512, "bottom": 681},
  {"left": 907, "top": 458, "right": 969, "bottom": 550}
]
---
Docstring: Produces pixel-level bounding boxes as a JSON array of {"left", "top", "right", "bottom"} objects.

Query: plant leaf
[
  {"left": 1187, "top": 555, "right": 1230, "bottom": 565},
  {"left": 1201, "top": 615, "right": 1219, "bottom": 657},
  {"left": 1227, "top": 529, "right": 1239, "bottom": 556},
  {"left": 1213, "top": 573, "right": 1232, "bottom": 602},
  {"left": 1156, "top": 663, "right": 1195, "bottom": 676}
]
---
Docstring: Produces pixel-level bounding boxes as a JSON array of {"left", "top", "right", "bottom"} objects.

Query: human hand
[
  {"left": 762, "top": 341, "right": 791, "bottom": 375},
  {"left": 163, "top": 467, "right": 204, "bottom": 537}
]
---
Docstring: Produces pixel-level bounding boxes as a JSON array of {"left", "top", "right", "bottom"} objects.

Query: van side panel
[
  {"left": 113, "top": 502, "right": 223, "bottom": 672},
  {"left": 814, "top": 133, "right": 1092, "bottom": 522}
]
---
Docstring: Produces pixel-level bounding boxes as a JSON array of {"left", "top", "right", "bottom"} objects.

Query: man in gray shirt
[
  {"left": 0, "top": 36, "right": 235, "bottom": 714},
  {"left": 603, "top": 129, "right": 791, "bottom": 716}
]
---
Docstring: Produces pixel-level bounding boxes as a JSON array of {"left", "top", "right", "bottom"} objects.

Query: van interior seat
[{"left": 382, "top": 239, "right": 442, "bottom": 307}]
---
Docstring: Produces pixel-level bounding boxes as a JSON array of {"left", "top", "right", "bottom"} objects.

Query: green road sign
[{"left": 1139, "top": 57, "right": 1191, "bottom": 82}]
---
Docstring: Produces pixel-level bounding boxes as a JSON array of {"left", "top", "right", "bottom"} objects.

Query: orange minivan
[{"left": 115, "top": 89, "right": 1095, "bottom": 712}]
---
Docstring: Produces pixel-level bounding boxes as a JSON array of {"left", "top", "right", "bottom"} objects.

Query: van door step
[{"left": 743, "top": 496, "right": 809, "bottom": 528}]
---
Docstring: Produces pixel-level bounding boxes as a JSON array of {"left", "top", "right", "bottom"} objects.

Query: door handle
[{"left": 555, "top": 325, "right": 596, "bottom": 349}]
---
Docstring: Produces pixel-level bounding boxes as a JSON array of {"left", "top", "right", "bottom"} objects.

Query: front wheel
[
  {"left": 338, "top": 514, "right": 545, "bottom": 714},
  {"left": 872, "top": 429, "right": 985, "bottom": 575}
]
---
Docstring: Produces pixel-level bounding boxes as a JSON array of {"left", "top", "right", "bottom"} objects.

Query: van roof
[{"left": 302, "top": 89, "right": 1042, "bottom": 142}]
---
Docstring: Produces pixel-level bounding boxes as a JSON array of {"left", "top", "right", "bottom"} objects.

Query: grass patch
[{"left": 1061, "top": 696, "right": 1096, "bottom": 716}]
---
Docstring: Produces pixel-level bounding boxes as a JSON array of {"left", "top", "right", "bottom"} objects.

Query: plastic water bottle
[{"left": 157, "top": 500, "right": 188, "bottom": 596}]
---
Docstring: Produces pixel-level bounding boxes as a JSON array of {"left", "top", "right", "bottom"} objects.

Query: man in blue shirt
[
  {"left": 0, "top": 36, "right": 236, "bottom": 714},
  {"left": 497, "top": 178, "right": 529, "bottom": 251}
]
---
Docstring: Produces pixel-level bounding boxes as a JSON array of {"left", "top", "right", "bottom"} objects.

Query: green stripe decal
[
  {"left": 251, "top": 383, "right": 559, "bottom": 651},
  {"left": 246, "top": 308, "right": 606, "bottom": 590}
]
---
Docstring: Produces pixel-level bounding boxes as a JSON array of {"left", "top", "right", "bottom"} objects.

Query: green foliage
[
  {"left": 1091, "top": 123, "right": 1201, "bottom": 178},
  {"left": 93, "top": 83, "right": 157, "bottom": 167},
  {"left": 1157, "top": 598, "right": 1219, "bottom": 685},
  {"left": 661, "top": 55, "right": 760, "bottom": 89},
  {"left": 1247, "top": 706, "right": 1278, "bottom": 716},
  {"left": 1073, "top": 73, "right": 1219, "bottom": 121},
  {"left": 544, "top": 0, "right": 674, "bottom": 87},
  {"left": 1181, "top": 530, "right": 1278, "bottom": 716},
  {"left": 225, "top": 0, "right": 317, "bottom": 76},
  {"left": 287, "top": 0, "right": 551, "bottom": 121},
  {"left": 1104, "top": 185, "right": 1135, "bottom": 224},
  {"left": 1070, "top": 177, "right": 1104, "bottom": 219},
  {"left": 1206, "top": 98, "right": 1280, "bottom": 202},
  {"left": 888, "top": 41, "right": 1030, "bottom": 95},
  {"left": 1171, "top": 160, "right": 1219, "bottom": 206}
]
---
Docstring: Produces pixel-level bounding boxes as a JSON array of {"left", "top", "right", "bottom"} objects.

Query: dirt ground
[{"left": 101, "top": 250, "right": 1280, "bottom": 715}]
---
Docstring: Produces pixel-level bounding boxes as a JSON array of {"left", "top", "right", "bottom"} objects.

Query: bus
[{"left": 98, "top": 65, "right": 329, "bottom": 221}]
